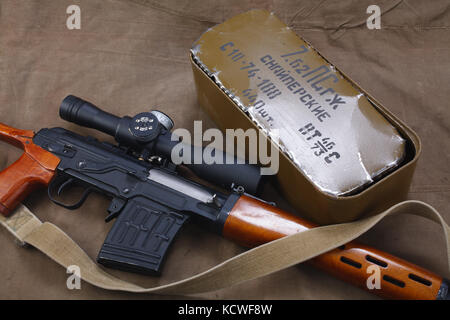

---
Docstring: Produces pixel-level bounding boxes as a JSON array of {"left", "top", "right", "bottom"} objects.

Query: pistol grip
[
  {"left": 0, "top": 123, "right": 60, "bottom": 216},
  {"left": 97, "top": 197, "right": 189, "bottom": 275}
]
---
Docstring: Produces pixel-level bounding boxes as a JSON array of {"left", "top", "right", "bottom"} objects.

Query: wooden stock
[
  {"left": 223, "top": 195, "right": 443, "bottom": 300},
  {"left": 0, "top": 123, "right": 59, "bottom": 216}
]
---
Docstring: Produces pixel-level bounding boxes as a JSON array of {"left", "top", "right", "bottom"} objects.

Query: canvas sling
[{"left": 0, "top": 200, "right": 449, "bottom": 295}]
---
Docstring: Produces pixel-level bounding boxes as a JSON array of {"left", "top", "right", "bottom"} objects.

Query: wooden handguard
[
  {"left": 0, "top": 123, "right": 59, "bottom": 216},
  {"left": 223, "top": 195, "right": 444, "bottom": 300}
]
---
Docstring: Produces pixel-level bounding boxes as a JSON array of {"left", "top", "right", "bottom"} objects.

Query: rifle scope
[{"left": 59, "top": 95, "right": 264, "bottom": 195}]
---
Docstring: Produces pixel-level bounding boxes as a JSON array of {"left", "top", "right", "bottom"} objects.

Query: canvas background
[{"left": 0, "top": 0, "right": 449, "bottom": 299}]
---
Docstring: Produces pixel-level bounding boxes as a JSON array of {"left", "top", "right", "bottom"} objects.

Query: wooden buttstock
[
  {"left": 0, "top": 123, "right": 60, "bottom": 216},
  {"left": 223, "top": 195, "right": 443, "bottom": 300}
]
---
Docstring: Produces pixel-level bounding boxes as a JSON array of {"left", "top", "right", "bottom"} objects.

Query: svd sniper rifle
[{"left": 0, "top": 95, "right": 447, "bottom": 299}]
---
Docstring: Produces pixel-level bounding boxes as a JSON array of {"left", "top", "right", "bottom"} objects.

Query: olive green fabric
[{"left": 0, "top": 0, "right": 449, "bottom": 299}]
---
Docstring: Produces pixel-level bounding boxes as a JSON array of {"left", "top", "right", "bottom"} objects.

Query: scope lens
[{"left": 59, "top": 95, "right": 120, "bottom": 137}]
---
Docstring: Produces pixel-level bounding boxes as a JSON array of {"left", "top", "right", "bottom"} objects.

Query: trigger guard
[{"left": 48, "top": 176, "right": 94, "bottom": 210}]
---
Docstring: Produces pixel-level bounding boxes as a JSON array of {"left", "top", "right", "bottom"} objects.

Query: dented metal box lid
[
  {"left": 190, "top": 10, "right": 420, "bottom": 223},
  {"left": 191, "top": 10, "right": 405, "bottom": 197}
]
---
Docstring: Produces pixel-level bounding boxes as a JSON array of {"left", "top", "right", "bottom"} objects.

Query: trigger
[{"left": 57, "top": 178, "right": 75, "bottom": 196}]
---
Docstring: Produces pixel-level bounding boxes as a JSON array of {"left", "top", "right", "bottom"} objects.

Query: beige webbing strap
[{"left": 1, "top": 200, "right": 449, "bottom": 295}]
